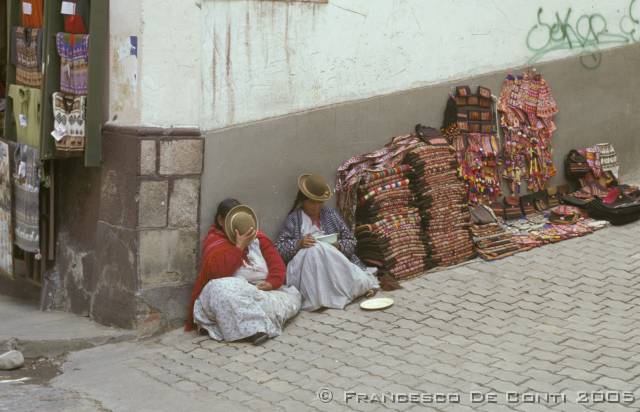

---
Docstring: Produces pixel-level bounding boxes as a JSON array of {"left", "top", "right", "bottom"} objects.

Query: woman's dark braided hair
[
  {"left": 288, "top": 190, "right": 309, "bottom": 215},
  {"left": 214, "top": 198, "right": 241, "bottom": 229}
]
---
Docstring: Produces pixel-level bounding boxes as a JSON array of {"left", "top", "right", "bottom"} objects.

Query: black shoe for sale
[{"left": 250, "top": 332, "right": 269, "bottom": 346}]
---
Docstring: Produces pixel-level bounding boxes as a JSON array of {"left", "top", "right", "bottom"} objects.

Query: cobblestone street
[{"left": 8, "top": 218, "right": 635, "bottom": 412}]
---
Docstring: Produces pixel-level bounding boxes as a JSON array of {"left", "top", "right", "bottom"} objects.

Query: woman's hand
[
  {"left": 235, "top": 227, "right": 256, "bottom": 251},
  {"left": 298, "top": 234, "right": 316, "bottom": 249},
  {"left": 256, "top": 281, "right": 273, "bottom": 291}
]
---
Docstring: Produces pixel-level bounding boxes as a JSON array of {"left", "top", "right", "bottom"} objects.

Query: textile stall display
[
  {"left": 473, "top": 69, "right": 561, "bottom": 232},
  {"left": 332, "top": 72, "right": 635, "bottom": 281},
  {"left": 4, "top": 0, "right": 103, "bottom": 164},
  {"left": 497, "top": 71, "right": 558, "bottom": 194},
  {"left": 442, "top": 86, "right": 501, "bottom": 204},
  {"left": 471, "top": 198, "right": 608, "bottom": 260},
  {"left": 8, "top": 1, "right": 92, "bottom": 154},
  {"left": 404, "top": 128, "right": 474, "bottom": 267},
  {"left": 354, "top": 165, "right": 429, "bottom": 281},
  {"left": 0, "top": 1, "right": 105, "bottom": 284},
  {"left": 502, "top": 206, "right": 609, "bottom": 248}
]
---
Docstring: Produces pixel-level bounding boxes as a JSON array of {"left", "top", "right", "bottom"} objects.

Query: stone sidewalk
[
  {"left": 0, "top": 295, "right": 135, "bottom": 358},
  {"left": 15, "top": 218, "right": 636, "bottom": 412}
]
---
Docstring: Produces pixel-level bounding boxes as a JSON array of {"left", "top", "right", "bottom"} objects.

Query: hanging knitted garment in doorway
[{"left": 11, "top": 143, "right": 40, "bottom": 254}]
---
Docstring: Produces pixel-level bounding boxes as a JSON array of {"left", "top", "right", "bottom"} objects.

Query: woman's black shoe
[{"left": 251, "top": 332, "right": 269, "bottom": 346}]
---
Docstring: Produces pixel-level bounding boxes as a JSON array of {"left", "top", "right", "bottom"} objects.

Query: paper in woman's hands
[{"left": 312, "top": 233, "right": 338, "bottom": 244}]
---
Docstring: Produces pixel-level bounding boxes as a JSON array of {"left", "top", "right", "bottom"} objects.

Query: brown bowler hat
[
  {"left": 298, "top": 174, "right": 332, "bottom": 202},
  {"left": 224, "top": 205, "right": 258, "bottom": 244}
]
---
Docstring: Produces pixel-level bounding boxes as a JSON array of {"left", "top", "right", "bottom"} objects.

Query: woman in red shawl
[{"left": 186, "top": 198, "right": 301, "bottom": 345}]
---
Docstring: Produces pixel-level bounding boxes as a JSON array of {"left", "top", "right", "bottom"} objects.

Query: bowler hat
[
  {"left": 298, "top": 174, "right": 332, "bottom": 202},
  {"left": 224, "top": 205, "right": 258, "bottom": 244}
]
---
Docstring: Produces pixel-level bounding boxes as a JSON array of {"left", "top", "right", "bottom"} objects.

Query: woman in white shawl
[
  {"left": 275, "top": 174, "right": 379, "bottom": 311},
  {"left": 186, "top": 199, "right": 301, "bottom": 345}
]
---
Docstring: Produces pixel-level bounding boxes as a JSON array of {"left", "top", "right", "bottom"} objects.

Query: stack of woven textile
[
  {"left": 336, "top": 134, "right": 423, "bottom": 228},
  {"left": 354, "top": 165, "right": 429, "bottom": 281},
  {"left": 404, "top": 131, "right": 474, "bottom": 267}
]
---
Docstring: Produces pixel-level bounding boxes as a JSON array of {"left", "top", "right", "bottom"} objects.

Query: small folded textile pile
[
  {"left": 354, "top": 165, "right": 428, "bottom": 280},
  {"left": 470, "top": 223, "right": 523, "bottom": 260},
  {"left": 405, "top": 137, "right": 475, "bottom": 267},
  {"left": 549, "top": 205, "right": 582, "bottom": 225}
]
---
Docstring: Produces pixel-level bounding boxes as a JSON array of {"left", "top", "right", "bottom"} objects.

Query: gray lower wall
[{"left": 202, "top": 44, "right": 640, "bottom": 239}]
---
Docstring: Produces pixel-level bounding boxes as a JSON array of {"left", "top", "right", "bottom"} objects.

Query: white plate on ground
[{"left": 360, "top": 297, "right": 394, "bottom": 311}]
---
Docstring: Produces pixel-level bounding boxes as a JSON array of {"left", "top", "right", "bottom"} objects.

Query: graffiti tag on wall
[{"left": 527, "top": 0, "right": 640, "bottom": 69}]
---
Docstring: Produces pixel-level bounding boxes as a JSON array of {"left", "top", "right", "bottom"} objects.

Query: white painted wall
[
  {"left": 110, "top": 0, "right": 639, "bottom": 129},
  {"left": 109, "top": 0, "right": 202, "bottom": 127},
  {"left": 138, "top": 0, "right": 202, "bottom": 127},
  {"left": 109, "top": 0, "right": 142, "bottom": 125}
]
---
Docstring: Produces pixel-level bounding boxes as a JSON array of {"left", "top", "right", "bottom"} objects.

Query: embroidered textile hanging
[
  {"left": 442, "top": 85, "right": 501, "bottom": 204},
  {"left": 56, "top": 33, "right": 90, "bottom": 95},
  {"left": 497, "top": 71, "right": 558, "bottom": 194}
]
